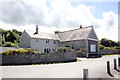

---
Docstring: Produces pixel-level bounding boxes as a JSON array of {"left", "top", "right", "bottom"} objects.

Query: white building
[{"left": 19, "top": 25, "right": 99, "bottom": 57}]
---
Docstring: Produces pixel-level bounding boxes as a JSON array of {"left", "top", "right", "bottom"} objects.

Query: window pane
[{"left": 90, "top": 44, "right": 96, "bottom": 52}]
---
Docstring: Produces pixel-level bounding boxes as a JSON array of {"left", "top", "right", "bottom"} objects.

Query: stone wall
[
  {"left": 1, "top": 51, "right": 77, "bottom": 65},
  {"left": 99, "top": 49, "right": 120, "bottom": 55}
]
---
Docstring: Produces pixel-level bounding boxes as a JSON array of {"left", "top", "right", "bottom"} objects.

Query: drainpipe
[
  {"left": 86, "top": 39, "right": 89, "bottom": 58},
  {"left": 97, "top": 41, "right": 100, "bottom": 56}
]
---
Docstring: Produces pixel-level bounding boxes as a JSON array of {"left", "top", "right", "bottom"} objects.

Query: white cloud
[
  {"left": 94, "top": 11, "right": 118, "bottom": 41},
  {"left": 0, "top": 0, "right": 118, "bottom": 41}
]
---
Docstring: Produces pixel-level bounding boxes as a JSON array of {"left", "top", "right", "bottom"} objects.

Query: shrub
[
  {"left": 57, "top": 46, "right": 72, "bottom": 52},
  {"left": 77, "top": 48, "right": 86, "bottom": 53},
  {"left": 99, "top": 45, "right": 105, "bottom": 50},
  {"left": 2, "top": 49, "right": 28, "bottom": 55},
  {"left": 76, "top": 48, "right": 86, "bottom": 57},
  {"left": 103, "top": 47, "right": 111, "bottom": 50},
  {"left": 24, "top": 48, "right": 41, "bottom": 54},
  {"left": 2, "top": 42, "right": 18, "bottom": 47}
]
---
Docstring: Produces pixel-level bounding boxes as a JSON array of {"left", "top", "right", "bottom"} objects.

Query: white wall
[
  {"left": 19, "top": 31, "right": 31, "bottom": 48},
  {"left": 31, "top": 38, "right": 59, "bottom": 53}
]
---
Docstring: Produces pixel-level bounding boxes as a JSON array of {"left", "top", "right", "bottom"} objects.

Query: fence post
[
  {"left": 83, "top": 69, "right": 88, "bottom": 80},
  {"left": 118, "top": 57, "right": 120, "bottom": 67},
  {"left": 107, "top": 61, "right": 111, "bottom": 74},
  {"left": 114, "top": 59, "right": 117, "bottom": 70}
]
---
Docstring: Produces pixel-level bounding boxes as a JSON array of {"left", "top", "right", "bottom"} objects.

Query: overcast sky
[{"left": 0, "top": 0, "right": 119, "bottom": 41}]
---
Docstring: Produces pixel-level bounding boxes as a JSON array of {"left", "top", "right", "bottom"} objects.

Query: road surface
[{"left": 1, "top": 55, "right": 120, "bottom": 78}]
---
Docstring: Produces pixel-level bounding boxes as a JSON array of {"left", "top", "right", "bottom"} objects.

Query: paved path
[{"left": 2, "top": 55, "right": 120, "bottom": 78}]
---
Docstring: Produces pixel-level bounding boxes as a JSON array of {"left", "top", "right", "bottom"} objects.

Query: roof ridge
[
  {"left": 57, "top": 26, "right": 93, "bottom": 34},
  {"left": 26, "top": 30, "right": 54, "bottom": 35}
]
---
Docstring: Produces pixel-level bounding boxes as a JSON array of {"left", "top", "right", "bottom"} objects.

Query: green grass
[
  {"left": 77, "top": 59, "right": 81, "bottom": 61},
  {"left": 103, "top": 54, "right": 120, "bottom": 56}
]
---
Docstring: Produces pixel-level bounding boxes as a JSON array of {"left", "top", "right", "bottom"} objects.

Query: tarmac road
[{"left": 2, "top": 55, "right": 120, "bottom": 78}]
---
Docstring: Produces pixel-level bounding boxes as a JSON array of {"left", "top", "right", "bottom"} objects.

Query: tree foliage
[
  {"left": 100, "top": 38, "right": 119, "bottom": 47},
  {"left": 6, "top": 32, "right": 20, "bottom": 43},
  {"left": 2, "top": 42, "right": 18, "bottom": 47},
  {"left": 99, "top": 38, "right": 120, "bottom": 50},
  {"left": 0, "top": 28, "right": 22, "bottom": 47}
]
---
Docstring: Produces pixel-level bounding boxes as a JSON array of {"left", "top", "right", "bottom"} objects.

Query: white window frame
[{"left": 90, "top": 44, "right": 96, "bottom": 52}]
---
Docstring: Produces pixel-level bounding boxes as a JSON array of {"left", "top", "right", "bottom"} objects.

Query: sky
[{"left": 0, "top": 0, "right": 119, "bottom": 41}]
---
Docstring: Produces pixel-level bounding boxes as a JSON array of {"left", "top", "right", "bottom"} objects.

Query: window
[
  {"left": 44, "top": 48, "right": 51, "bottom": 53},
  {"left": 46, "top": 40, "right": 49, "bottom": 43},
  {"left": 44, "top": 49, "right": 46, "bottom": 53},
  {"left": 53, "top": 40, "right": 56, "bottom": 44},
  {"left": 36, "top": 39, "right": 39, "bottom": 43},
  {"left": 90, "top": 44, "right": 96, "bottom": 52}
]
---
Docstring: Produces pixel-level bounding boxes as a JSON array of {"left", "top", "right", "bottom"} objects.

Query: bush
[
  {"left": 103, "top": 46, "right": 120, "bottom": 50},
  {"left": 57, "top": 46, "right": 72, "bottom": 52},
  {"left": 103, "top": 47, "right": 111, "bottom": 50},
  {"left": 99, "top": 45, "right": 105, "bottom": 50},
  {"left": 2, "top": 48, "right": 41, "bottom": 55},
  {"left": 77, "top": 48, "right": 86, "bottom": 53},
  {"left": 76, "top": 48, "right": 86, "bottom": 57},
  {"left": 2, "top": 42, "right": 18, "bottom": 47},
  {"left": 24, "top": 48, "right": 41, "bottom": 54},
  {"left": 2, "top": 49, "right": 28, "bottom": 55}
]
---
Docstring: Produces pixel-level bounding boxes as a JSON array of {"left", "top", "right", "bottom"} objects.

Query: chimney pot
[{"left": 80, "top": 25, "right": 82, "bottom": 28}]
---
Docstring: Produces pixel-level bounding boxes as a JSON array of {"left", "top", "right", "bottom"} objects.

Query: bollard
[
  {"left": 114, "top": 59, "right": 117, "bottom": 70},
  {"left": 118, "top": 57, "right": 120, "bottom": 67},
  {"left": 83, "top": 69, "right": 88, "bottom": 80},
  {"left": 107, "top": 61, "right": 111, "bottom": 74}
]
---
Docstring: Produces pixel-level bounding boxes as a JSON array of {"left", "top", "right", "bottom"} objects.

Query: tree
[
  {"left": 6, "top": 32, "right": 20, "bottom": 43},
  {"left": 2, "top": 42, "right": 18, "bottom": 47},
  {"left": 100, "top": 38, "right": 111, "bottom": 47},
  {"left": 0, "top": 35, "right": 2, "bottom": 46},
  {"left": 99, "top": 45, "right": 105, "bottom": 50},
  {"left": 100, "top": 38, "right": 119, "bottom": 47},
  {"left": 12, "top": 29, "right": 22, "bottom": 36}
]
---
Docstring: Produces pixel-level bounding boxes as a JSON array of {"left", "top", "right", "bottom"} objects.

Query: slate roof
[
  {"left": 26, "top": 26, "right": 95, "bottom": 42},
  {"left": 26, "top": 30, "right": 59, "bottom": 40},
  {"left": 57, "top": 26, "right": 93, "bottom": 42}
]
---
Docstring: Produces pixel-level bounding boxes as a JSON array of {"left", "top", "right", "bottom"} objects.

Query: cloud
[
  {"left": 0, "top": 0, "right": 118, "bottom": 41},
  {"left": 0, "top": 0, "right": 95, "bottom": 27},
  {"left": 0, "top": 1, "right": 48, "bottom": 26},
  {"left": 94, "top": 11, "right": 118, "bottom": 41}
]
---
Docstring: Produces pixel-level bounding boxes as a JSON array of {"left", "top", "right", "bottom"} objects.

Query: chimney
[
  {"left": 80, "top": 25, "right": 82, "bottom": 28},
  {"left": 34, "top": 25, "right": 38, "bottom": 34}
]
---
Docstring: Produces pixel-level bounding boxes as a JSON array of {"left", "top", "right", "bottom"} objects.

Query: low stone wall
[
  {"left": 99, "top": 49, "right": 120, "bottom": 55},
  {"left": 1, "top": 51, "right": 77, "bottom": 65}
]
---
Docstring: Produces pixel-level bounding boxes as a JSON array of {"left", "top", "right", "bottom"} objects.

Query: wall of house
[
  {"left": 19, "top": 31, "right": 31, "bottom": 48},
  {"left": 59, "top": 40, "right": 86, "bottom": 50},
  {"left": 2, "top": 51, "right": 77, "bottom": 65},
  {"left": 31, "top": 38, "right": 59, "bottom": 53},
  {"left": 88, "top": 28, "right": 98, "bottom": 39}
]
